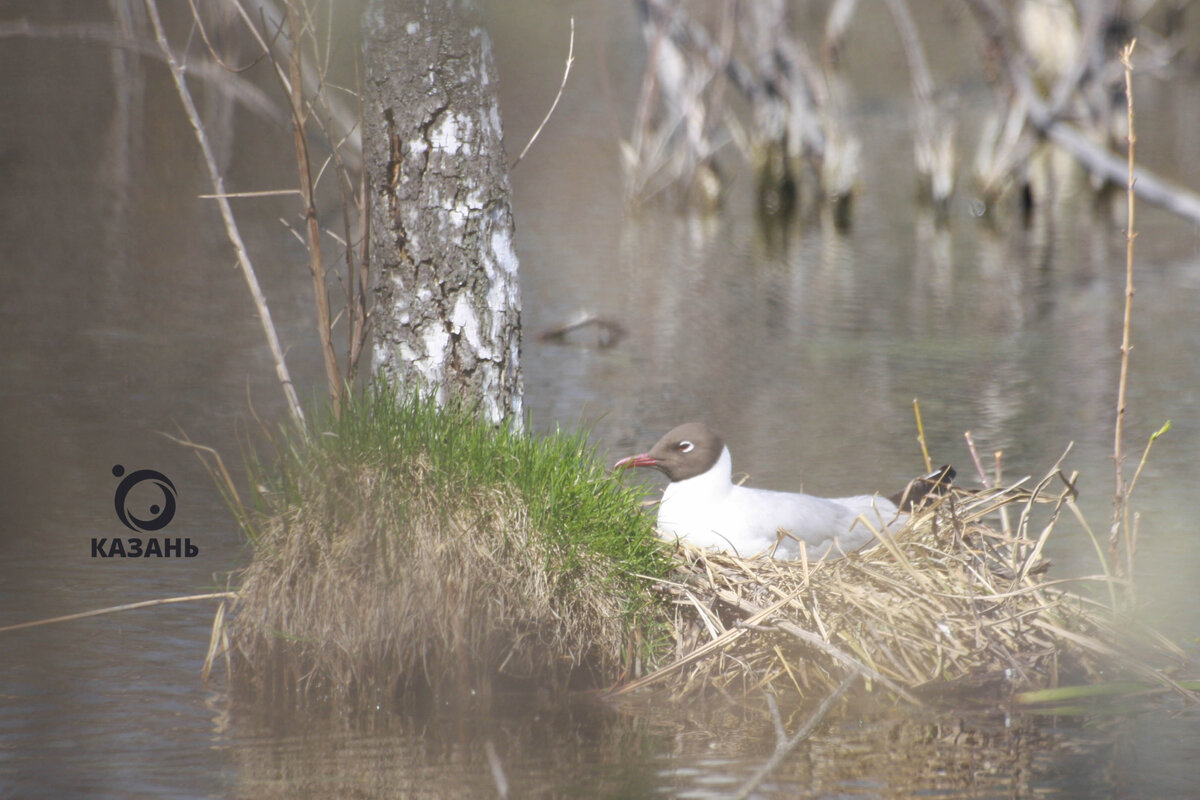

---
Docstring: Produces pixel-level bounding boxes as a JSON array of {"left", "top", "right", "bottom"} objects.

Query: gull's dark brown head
[{"left": 615, "top": 423, "right": 726, "bottom": 483}]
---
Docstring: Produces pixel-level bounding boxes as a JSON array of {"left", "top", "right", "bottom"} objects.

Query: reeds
[{"left": 614, "top": 471, "right": 1194, "bottom": 704}]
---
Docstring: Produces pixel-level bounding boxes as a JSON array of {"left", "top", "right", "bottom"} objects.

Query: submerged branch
[{"left": 732, "top": 668, "right": 862, "bottom": 800}]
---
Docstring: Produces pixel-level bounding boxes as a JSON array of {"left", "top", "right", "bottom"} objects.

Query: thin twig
[
  {"left": 1110, "top": 40, "right": 1137, "bottom": 584},
  {"left": 0, "top": 593, "right": 237, "bottom": 634},
  {"left": 142, "top": 0, "right": 305, "bottom": 427},
  {"left": 993, "top": 449, "right": 1010, "bottom": 535},
  {"left": 512, "top": 17, "right": 575, "bottom": 169},
  {"left": 0, "top": 20, "right": 284, "bottom": 125},
  {"left": 198, "top": 189, "right": 302, "bottom": 199},
  {"left": 1125, "top": 422, "right": 1171, "bottom": 514},
  {"left": 1119, "top": 420, "right": 1169, "bottom": 598},
  {"left": 284, "top": 1, "right": 342, "bottom": 416},
  {"left": 228, "top": 0, "right": 362, "bottom": 166},
  {"left": 187, "top": 0, "right": 266, "bottom": 73},
  {"left": 347, "top": 56, "right": 372, "bottom": 384}
]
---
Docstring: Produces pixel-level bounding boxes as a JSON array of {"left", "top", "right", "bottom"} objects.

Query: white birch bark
[{"left": 364, "top": 0, "right": 523, "bottom": 425}]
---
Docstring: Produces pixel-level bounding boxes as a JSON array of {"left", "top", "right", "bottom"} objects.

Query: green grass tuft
[{"left": 229, "top": 386, "right": 672, "bottom": 709}]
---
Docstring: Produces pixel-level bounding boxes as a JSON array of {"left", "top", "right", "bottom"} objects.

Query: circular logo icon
[{"left": 112, "top": 465, "right": 178, "bottom": 532}]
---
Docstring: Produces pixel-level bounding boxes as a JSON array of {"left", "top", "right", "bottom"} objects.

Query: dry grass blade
[
  {"left": 202, "top": 599, "right": 228, "bottom": 683},
  {"left": 161, "top": 429, "right": 248, "bottom": 523},
  {"left": 0, "top": 593, "right": 236, "bottom": 634},
  {"left": 609, "top": 590, "right": 798, "bottom": 697}
]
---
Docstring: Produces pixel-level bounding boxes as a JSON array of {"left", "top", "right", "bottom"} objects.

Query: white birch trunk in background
[{"left": 364, "top": 0, "right": 523, "bottom": 426}]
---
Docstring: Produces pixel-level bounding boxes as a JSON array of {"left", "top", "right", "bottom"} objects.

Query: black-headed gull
[{"left": 616, "top": 423, "right": 953, "bottom": 559}]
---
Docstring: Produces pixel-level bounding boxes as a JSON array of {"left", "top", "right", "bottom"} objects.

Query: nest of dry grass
[{"left": 616, "top": 468, "right": 1194, "bottom": 704}]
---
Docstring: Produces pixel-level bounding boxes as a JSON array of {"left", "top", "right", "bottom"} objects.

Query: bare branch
[
  {"left": 142, "top": 0, "right": 305, "bottom": 427},
  {"left": 283, "top": 1, "right": 341, "bottom": 416}
]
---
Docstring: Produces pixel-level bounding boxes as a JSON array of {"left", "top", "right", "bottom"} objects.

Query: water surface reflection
[{"left": 2, "top": 0, "right": 1200, "bottom": 797}]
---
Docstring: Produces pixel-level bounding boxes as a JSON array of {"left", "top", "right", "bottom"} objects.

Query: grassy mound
[{"left": 227, "top": 390, "right": 671, "bottom": 709}]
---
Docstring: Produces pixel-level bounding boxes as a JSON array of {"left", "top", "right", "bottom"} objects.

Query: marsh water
[{"left": 3, "top": 1, "right": 1200, "bottom": 797}]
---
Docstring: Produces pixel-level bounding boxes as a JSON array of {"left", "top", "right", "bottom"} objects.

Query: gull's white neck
[
  {"left": 670, "top": 445, "right": 732, "bottom": 492},
  {"left": 657, "top": 446, "right": 734, "bottom": 543}
]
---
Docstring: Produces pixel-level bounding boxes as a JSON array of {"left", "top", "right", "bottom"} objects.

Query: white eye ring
[{"left": 678, "top": 440, "right": 695, "bottom": 453}]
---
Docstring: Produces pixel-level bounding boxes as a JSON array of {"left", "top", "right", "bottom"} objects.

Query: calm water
[{"left": 2, "top": 1, "right": 1199, "bottom": 797}]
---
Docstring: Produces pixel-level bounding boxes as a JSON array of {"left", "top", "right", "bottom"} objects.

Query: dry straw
[{"left": 229, "top": 459, "right": 635, "bottom": 708}]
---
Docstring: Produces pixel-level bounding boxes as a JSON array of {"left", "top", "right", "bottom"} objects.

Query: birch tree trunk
[{"left": 364, "top": 0, "right": 523, "bottom": 426}]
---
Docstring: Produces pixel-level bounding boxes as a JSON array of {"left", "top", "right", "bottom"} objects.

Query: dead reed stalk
[{"left": 1110, "top": 40, "right": 1137, "bottom": 582}]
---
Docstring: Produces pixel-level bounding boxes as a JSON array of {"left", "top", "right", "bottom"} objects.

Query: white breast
[{"left": 654, "top": 448, "right": 900, "bottom": 558}]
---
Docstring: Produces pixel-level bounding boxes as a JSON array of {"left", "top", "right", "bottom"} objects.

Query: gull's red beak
[{"left": 614, "top": 452, "right": 658, "bottom": 470}]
